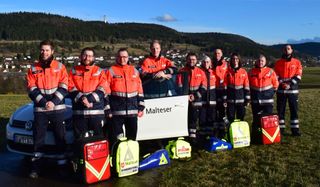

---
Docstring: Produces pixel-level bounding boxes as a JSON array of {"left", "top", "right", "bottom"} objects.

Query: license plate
[{"left": 14, "top": 134, "right": 34, "bottom": 145}]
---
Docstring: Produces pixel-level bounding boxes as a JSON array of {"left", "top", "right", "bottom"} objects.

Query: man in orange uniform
[
  {"left": 224, "top": 53, "right": 250, "bottom": 122},
  {"left": 274, "top": 45, "right": 303, "bottom": 136},
  {"left": 140, "top": 40, "right": 177, "bottom": 98},
  {"left": 68, "top": 47, "right": 110, "bottom": 139},
  {"left": 248, "top": 55, "right": 279, "bottom": 130},
  {"left": 212, "top": 49, "right": 228, "bottom": 138},
  {"left": 106, "top": 48, "right": 145, "bottom": 142},
  {"left": 177, "top": 52, "right": 206, "bottom": 143},
  {"left": 27, "top": 40, "right": 68, "bottom": 178}
]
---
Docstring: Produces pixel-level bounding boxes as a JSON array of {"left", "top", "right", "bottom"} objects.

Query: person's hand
[
  {"left": 82, "top": 97, "right": 92, "bottom": 108},
  {"left": 82, "top": 96, "right": 89, "bottom": 104},
  {"left": 282, "top": 83, "right": 290, "bottom": 90},
  {"left": 189, "top": 94, "right": 195, "bottom": 102},
  {"left": 163, "top": 74, "right": 172, "bottom": 80},
  {"left": 138, "top": 111, "right": 144, "bottom": 118},
  {"left": 154, "top": 71, "right": 165, "bottom": 79},
  {"left": 105, "top": 110, "right": 113, "bottom": 118},
  {"left": 84, "top": 102, "right": 93, "bottom": 108},
  {"left": 284, "top": 84, "right": 290, "bottom": 90},
  {"left": 45, "top": 101, "right": 55, "bottom": 110}
]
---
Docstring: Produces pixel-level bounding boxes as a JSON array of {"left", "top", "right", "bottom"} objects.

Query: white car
[
  {"left": 6, "top": 95, "right": 189, "bottom": 158},
  {"left": 6, "top": 98, "right": 74, "bottom": 158}
]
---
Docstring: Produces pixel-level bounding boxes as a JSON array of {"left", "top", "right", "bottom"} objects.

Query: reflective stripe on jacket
[
  {"left": 68, "top": 65, "right": 110, "bottom": 116},
  {"left": 140, "top": 56, "right": 177, "bottom": 99},
  {"left": 225, "top": 67, "right": 250, "bottom": 104},
  {"left": 274, "top": 57, "right": 302, "bottom": 94},
  {"left": 200, "top": 68, "right": 217, "bottom": 105},
  {"left": 141, "top": 56, "right": 176, "bottom": 75},
  {"left": 213, "top": 60, "right": 228, "bottom": 102},
  {"left": 248, "top": 67, "right": 279, "bottom": 105},
  {"left": 177, "top": 66, "right": 206, "bottom": 107},
  {"left": 27, "top": 60, "right": 68, "bottom": 112},
  {"left": 106, "top": 64, "right": 145, "bottom": 116}
]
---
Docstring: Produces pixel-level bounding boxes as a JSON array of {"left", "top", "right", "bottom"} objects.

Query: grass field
[
  {"left": 0, "top": 95, "right": 30, "bottom": 151},
  {"left": 160, "top": 64, "right": 318, "bottom": 186},
  {"left": 0, "top": 68, "right": 319, "bottom": 186},
  {"left": 300, "top": 67, "right": 320, "bottom": 88},
  {"left": 160, "top": 88, "right": 320, "bottom": 186}
]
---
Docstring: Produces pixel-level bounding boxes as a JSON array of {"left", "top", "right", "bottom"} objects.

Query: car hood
[{"left": 11, "top": 99, "right": 73, "bottom": 121}]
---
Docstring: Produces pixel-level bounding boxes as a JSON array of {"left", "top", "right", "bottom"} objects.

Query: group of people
[
  {"left": 27, "top": 41, "right": 145, "bottom": 178},
  {"left": 26, "top": 39, "right": 302, "bottom": 178},
  {"left": 176, "top": 46, "right": 302, "bottom": 144}
]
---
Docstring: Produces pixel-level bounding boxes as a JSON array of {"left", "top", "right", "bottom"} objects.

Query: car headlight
[{"left": 9, "top": 115, "right": 13, "bottom": 126}]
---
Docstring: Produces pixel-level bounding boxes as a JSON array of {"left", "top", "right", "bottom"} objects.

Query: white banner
[{"left": 136, "top": 95, "right": 189, "bottom": 140}]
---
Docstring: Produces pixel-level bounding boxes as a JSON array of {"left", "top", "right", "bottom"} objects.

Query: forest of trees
[
  {"left": 0, "top": 12, "right": 319, "bottom": 64},
  {"left": 0, "top": 12, "right": 282, "bottom": 58}
]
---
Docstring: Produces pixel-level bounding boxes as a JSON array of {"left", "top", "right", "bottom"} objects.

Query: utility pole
[{"left": 103, "top": 15, "right": 107, "bottom": 23}]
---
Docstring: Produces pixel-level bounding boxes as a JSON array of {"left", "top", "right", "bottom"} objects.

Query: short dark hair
[
  {"left": 230, "top": 52, "right": 242, "bottom": 68},
  {"left": 284, "top": 44, "right": 292, "bottom": 49},
  {"left": 40, "top": 40, "right": 54, "bottom": 50},
  {"left": 81, "top": 47, "right": 95, "bottom": 56},
  {"left": 231, "top": 52, "right": 241, "bottom": 61},
  {"left": 186, "top": 52, "right": 197, "bottom": 60},
  {"left": 117, "top": 47, "right": 128, "bottom": 55}
]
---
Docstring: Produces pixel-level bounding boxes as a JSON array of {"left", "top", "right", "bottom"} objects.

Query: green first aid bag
[
  {"left": 111, "top": 138, "right": 139, "bottom": 177},
  {"left": 229, "top": 120, "right": 250, "bottom": 148},
  {"left": 165, "top": 137, "right": 192, "bottom": 160}
]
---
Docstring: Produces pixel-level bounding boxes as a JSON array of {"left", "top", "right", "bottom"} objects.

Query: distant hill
[
  {"left": 1, "top": 12, "right": 319, "bottom": 62},
  {"left": 0, "top": 12, "right": 280, "bottom": 57},
  {"left": 287, "top": 37, "right": 320, "bottom": 44},
  {"left": 271, "top": 42, "right": 320, "bottom": 57}
]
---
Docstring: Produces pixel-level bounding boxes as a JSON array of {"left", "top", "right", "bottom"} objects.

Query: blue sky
[{"left": 0, "top": 0, "right": 319, "bottom": 45}]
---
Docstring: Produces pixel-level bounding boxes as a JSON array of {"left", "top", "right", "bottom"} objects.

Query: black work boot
[
  {"left": 57, "top": 159, "right": 69, "bottom": 179},
  {"left": 29, "top": 171, "right": 39, "bottom": 179},
  {"left": 29, "top": 154, "right": 42, "bottom": 179},
  {"left": 291, "top": 128, "right": 301, "bottom": 136}
]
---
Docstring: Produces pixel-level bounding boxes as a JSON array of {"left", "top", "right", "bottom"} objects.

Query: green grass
[
  {"left": 300, "top": 67, "right": 320, "bottom": 88},
  {"left": 0, "top": 90, "right": 319, "bottom": 186},
  {"left": 0, "top": 95, "right": 30, "bottom": 150},
  {"left": 160, "top": 89, "right": 320, "bottom": 186}
]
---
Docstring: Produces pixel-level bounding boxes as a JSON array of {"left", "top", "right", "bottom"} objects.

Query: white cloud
[{"left": 155, "top": 14, "right": 177, "bottom": 22}]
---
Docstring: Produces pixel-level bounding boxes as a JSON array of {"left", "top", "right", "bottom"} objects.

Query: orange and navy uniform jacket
[
  {"left": 248, "top": 67, "right": 279, "bottom": 105},
  {"left": 224, "top": 67, "right": 250, "bottom": 104},
  {"left": 200, "top": 68, "right": 217, "bottom": 105},
  {"left": 274, "top": 57, "right": 302, "bottom": 94},
  {"left": 176, "top": 66, "right": 207, "bottom": 107},
  {"left": 68, "top": 65, "right": 110, "bottom": 116},
  {"left": 213, "top": 59, "right": 228, "bottom": 102},
  {"left": 27, "top": 60, "right": 68, "bottom": 112},
  {"left": 140, "top": 56, "right": 177, "bottom": 77},
  {"left": 106, "top": 64, "right": 145, "bottom": 116}
]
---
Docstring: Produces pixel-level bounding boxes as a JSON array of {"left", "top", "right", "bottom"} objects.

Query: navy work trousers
[
  {"left": 33, "top": 110, "right": 66, "bottom": 153},
  {"left": 73, "top": 115, "right": 104, "bottom": 139},
  {"left": 277, "top": 93, "right": 299, "bottom": 130}
]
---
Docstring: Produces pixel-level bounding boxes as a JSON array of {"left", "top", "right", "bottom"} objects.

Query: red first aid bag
[
  {"left": 83, "top": 140, "right": 111, "bottom": 184},
  {"left": 260, "top": 114, "right": 281, "bottom": 144},
  {"left": 74, "top": 136, "right": 111, "bottom": 184}
]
